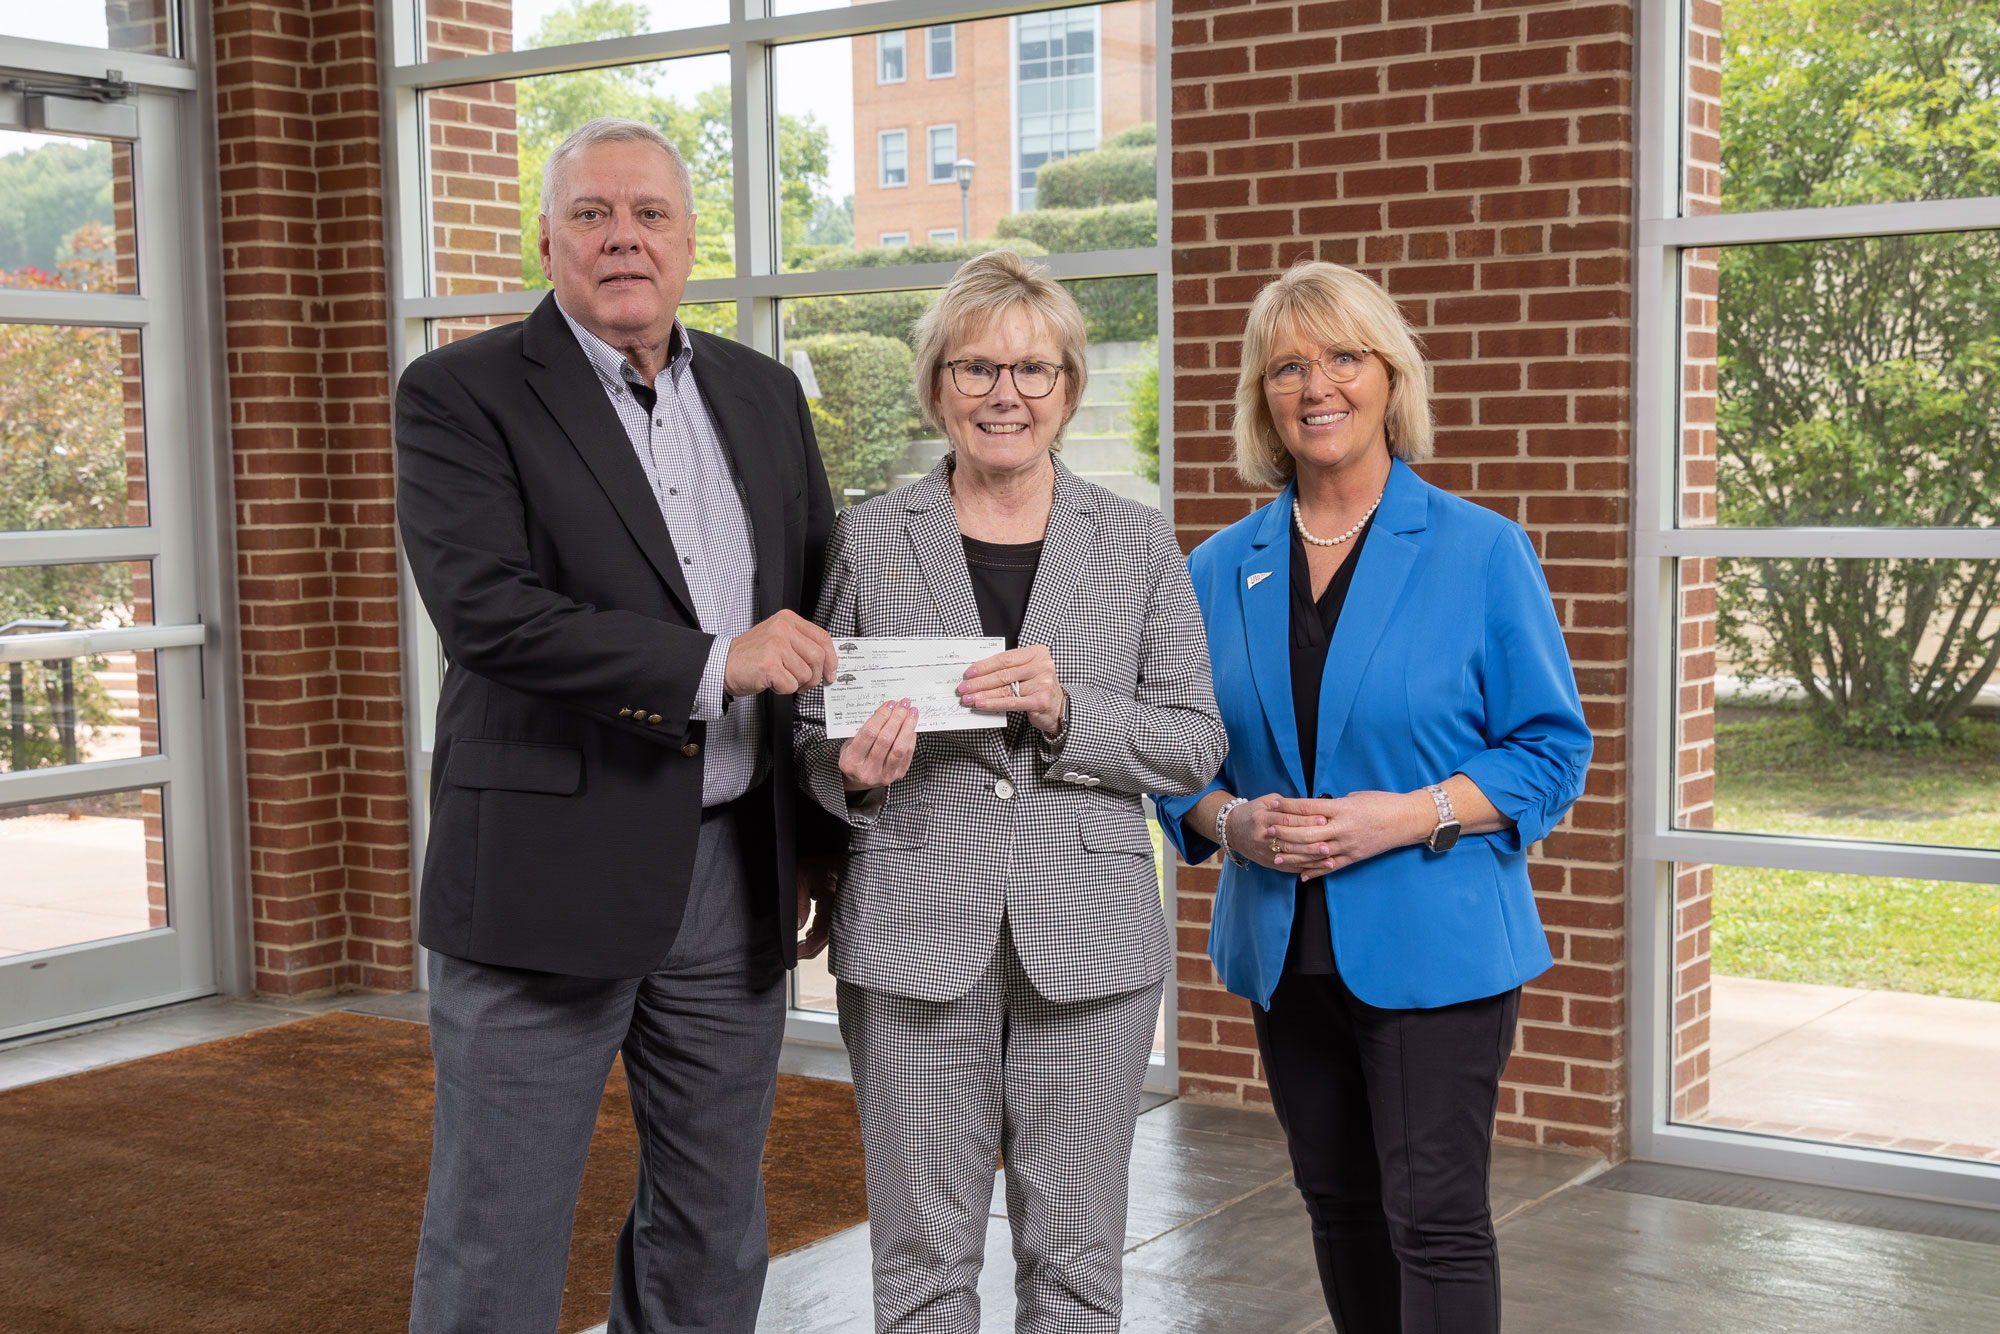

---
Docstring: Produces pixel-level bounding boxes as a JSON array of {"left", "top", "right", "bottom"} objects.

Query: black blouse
[
  {"left": 1284, "top": 509, "right": 1376, "bottom": 975},
  {"left": 963, "top": 535, "right": 1043, "bottom": 648}
]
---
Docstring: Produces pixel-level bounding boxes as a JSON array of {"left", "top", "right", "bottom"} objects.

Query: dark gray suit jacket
[{"left": 396, "top": 294, "right": 840, "bottom": 978}]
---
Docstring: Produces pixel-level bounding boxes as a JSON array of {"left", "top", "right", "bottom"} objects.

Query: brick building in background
[{"left": 852, "top": 4, "right": 1156, "bottom": 248}]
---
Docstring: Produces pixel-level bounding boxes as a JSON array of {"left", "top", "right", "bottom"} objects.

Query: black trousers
[{"left": 1252, "top": 965, "right": 1522, "bottom": 1334}]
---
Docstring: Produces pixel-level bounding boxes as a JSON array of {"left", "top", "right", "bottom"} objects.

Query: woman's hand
[
  {"left": 1222, "top": 794, "right": 1332, "bottom": 874},
  {"left": 1259, "top": 791, "right": 1434, "bottom": 880},
  {"left": 839, "top": 698, "right": 918, "bottom": 792},
  {"left": 958, "top": 645, "right": 1067, "bottom": 737}
]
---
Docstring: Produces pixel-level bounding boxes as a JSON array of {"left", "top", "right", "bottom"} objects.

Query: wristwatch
[{"left": 1423, "top": 783, "right": 1461, "bottom": 853}]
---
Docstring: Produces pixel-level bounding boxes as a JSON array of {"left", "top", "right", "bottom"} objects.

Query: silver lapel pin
[{"left": 1247, "top": 571, "right": 1273, "bottom": 590}]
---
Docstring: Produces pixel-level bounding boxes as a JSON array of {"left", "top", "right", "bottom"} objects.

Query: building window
[
  {"left": 879, "top": 232, "right": 910, "bottom": 247},
  {"left": 928, "top": 228, "right": 958, "bottom": 243},
  {"left": 927, "top": 25, "right": 955, "bottom": 79},
  {"left": 877, "top": 31, "right": 906, "bottom": 84},
  {"left": 879, "top": 129, "right": 908, "bottom": 188},
  {"left": 928, "top": 125, "right": 958, "bottom": 184},
  {"left": 1015, "top": 9, "right": 1100, "bottom": 210}
]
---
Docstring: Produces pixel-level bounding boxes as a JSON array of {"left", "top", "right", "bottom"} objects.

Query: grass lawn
[{"left": 1710, "top": 708, "right": 2000, "bottom": 1001}]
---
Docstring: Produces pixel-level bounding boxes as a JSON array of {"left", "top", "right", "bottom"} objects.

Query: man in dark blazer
[{"left": 397, "top": 117, "right": 842, "bottom": 1334}]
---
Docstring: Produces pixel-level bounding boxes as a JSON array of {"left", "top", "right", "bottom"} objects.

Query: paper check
[{"left": 823, "top": 636, "right": 1007, "bottom": 738}]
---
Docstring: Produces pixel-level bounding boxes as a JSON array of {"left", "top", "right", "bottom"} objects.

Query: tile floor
[{"left": 6, "top": 994, "right": 1999, "bottom": 1334}]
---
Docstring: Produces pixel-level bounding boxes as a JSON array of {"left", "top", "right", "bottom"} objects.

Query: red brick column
[
  {"left": 1169, "top": 0, "right": 1635, "bottom": 1156},
  {"left": 212, "top": 0, "right": 411, "bottom": 995}
]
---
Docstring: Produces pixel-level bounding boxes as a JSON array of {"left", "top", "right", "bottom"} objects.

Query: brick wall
[
  {"left": 1169, "top": 0, "right": 1635, "bottom": 1156},
  {"left": 212, "top": 0, "right": 411, "bottom": 996}
]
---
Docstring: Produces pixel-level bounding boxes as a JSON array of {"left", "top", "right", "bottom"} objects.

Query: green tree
[
  {"left": 0, "top": 140, "right": 114, "bottom": 275},
  {"left": 1124, "top": 339, "right": 1160, "bottom": 485},
  {"left": 1716, "top": 0, "right": 2000, "bottom": 741},
  {"left": 518, "top": 1, "right": 832, "bottom": 289},
  {"left": 0, "top": 226, "right": 134, "bottom": 768}
]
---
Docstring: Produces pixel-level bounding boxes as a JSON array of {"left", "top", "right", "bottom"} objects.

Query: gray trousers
[
  {"left": 837, "top": 927, "right": 1162, "bottom": 1334},
  {"left": 409, "top": 807, "right": 787, "bottom": 1334}
]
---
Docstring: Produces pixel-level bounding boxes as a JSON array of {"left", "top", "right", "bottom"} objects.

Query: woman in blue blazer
[{"left": 1155, "top": 262, "right": 1591, "bottom": 1334}]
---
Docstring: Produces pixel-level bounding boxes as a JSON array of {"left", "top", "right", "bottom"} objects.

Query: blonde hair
[
  {"left": 1232, "top": 262, "right": 1435, "bottom": 488},
  {"left": 911, "top": 250, "right": 1089, "bottom": 448}
]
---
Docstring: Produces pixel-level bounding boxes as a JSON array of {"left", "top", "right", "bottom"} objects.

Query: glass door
[{"left": 0, "top": 64, "right": 219, "bottom": 1038}]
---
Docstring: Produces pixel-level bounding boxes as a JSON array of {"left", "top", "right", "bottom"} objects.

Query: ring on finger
[
  {"left": 1269, "top": 839, "right": 1283, "bottom": 856},
  {"left": 1009, "top": 680, "right": 1022, "bottom": 697}
]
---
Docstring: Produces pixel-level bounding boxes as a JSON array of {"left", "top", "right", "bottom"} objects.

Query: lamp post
[{"left": 955, "top": 157, "right": 975, "bottom": 242}]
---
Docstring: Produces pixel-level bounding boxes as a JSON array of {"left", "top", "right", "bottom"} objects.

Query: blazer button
[
  {"left": 619, "top": 708, "right": 633, "bottom": 718},
  {"left": 681, "top": 742, "right": 700, "bottom": 758},
  {"left": 994, "top": 778, "right": 1015, "bottom": 800},
  {"left": 648, "top": 714, "right": 663, "bottom": 724}
]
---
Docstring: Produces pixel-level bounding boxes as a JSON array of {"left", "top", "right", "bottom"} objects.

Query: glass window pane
[
  {"left": 877, "top": 31, "right": 905, "bottom": 84},
  {"left": 424, "top": 53, "right": 732, "bottom": 297},
  {"left": 1698, "top": 0, "right": 2000, "bottom": 216},
  {"left": 0, "top": 327, "right": 149, "bottom": 532},
  {"left": 1671, "top": 862, "right": 2000, "bottom": 1165},
  {"left": 0, "top": 1, "right": 174, "bottom": 55},
  {"left": 927, "top": 125, "right": 955, "bottom": 183},
  {"left": 0, "top": 786, "right": 167, "bottom": 957},
  {"left": 0, "top": 648, "right": 158, "bottom": 772},
  {"left": 419, "top": 0, "right": 727, "bottom": 63},
  {"left": 0, "top": 132, "right": 140, "bottom": 295},
  {"left": 928, "top": 25, "right": 955, "bottom": 79},
  {"left": 774, "top": 2, "right": 1156, "bottom": 272},
  {"left": 778, "top": 273, "right": 1157, "bottom": 510},
  {"left": 1686, "top": 231, "right": 2000, "bottom": 530},
  {"left": 1675, "top": 556, "right": 2000, "bottom": 847}
]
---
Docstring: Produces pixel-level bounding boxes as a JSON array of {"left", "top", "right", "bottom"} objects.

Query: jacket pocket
[
  {"left": 850, "top": 799, "right": 929, "bottom": 852},
  {"left": 445, "top": 738, "right": 583, "bottom": 795},
  {"left": 1078, "top": 802, "right": 1155, "bottom": 856}
]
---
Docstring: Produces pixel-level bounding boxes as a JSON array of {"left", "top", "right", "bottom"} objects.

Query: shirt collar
[{"left": 554, "top": 298, "right": 693, "bottom": 394}]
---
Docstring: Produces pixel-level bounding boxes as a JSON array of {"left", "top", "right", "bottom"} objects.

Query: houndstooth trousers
[{"left": 837, "top": 924, "right": 1163, "bottom": 1334}]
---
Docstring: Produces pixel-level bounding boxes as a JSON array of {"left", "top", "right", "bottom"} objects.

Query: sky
[{"left": 1, "top": 1, "right": 859, "bottom": 193}]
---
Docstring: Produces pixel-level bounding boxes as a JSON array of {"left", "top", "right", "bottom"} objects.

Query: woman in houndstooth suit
[{"left": 793, "top": 250, "right": 1226, "bottom": 1334}]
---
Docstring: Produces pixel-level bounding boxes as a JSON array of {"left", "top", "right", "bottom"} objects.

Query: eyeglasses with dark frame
[
  {"left": 1264, "top": 348, "right": 1372, "bottom": 393},
  {"left": 942, "top": 358, "right": 1067, "bottom": 399}
]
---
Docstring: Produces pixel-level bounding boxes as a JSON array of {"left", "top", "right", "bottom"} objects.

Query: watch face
[{"left": 1428, "top": 821, "right": 1461, "bottom": 853}]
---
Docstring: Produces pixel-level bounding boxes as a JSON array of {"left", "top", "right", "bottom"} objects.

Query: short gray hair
[
  {"left": 911, "top": 250, "right": 1089, "bottom": 448},
  {"left": 538, "top": 117, "right": 694, "bottom": 218}
]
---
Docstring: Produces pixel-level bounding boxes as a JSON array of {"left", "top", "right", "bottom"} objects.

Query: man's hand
[
  {"left": 725, "top": 610, "right": 838, "bottom": 697},
  {"left": 797, "top": 855, "right": 836, "bottom": 960}
]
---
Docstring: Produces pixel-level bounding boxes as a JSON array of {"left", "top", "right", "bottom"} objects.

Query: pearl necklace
[{"left": 1293, "top": 488, "right": 1384, "bottom": 548}]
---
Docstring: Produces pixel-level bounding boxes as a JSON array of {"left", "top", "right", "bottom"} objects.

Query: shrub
[
  {"left": 789, "top": 333, "right": 918, "bottom": 501},
  {"left": 993, "top": 200, "right": 1156, "bottom": 253},
  {"left": 1033, "top": 146, "right": 1154, "bottom": 209},
  {"left": 1124, "top": 339, "right": 1160, "bottom": 485}
]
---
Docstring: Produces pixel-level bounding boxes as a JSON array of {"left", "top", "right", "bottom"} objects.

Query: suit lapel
[
  {"left": 1015, "top": 460, "right": 1094, "bottom": 655},
  {"left": 902, "top": 464, "right": 986, "bottom": 638},
  {"left": 691, "top": 344, "right": 783, "bottom": 622},
  {"left": 1311, "top": 458, "right": 1428, "bottom": 789},
  {"left": 521, "top": 297, "right": 698, "bottom": 622},
  {"left": 1241, "top": 483, "right": 1306, "bottom": 795}
]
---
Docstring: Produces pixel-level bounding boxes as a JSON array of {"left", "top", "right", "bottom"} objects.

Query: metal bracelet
[{"left": 1214, "top": 796, "right": 1251, "bottom": 867}]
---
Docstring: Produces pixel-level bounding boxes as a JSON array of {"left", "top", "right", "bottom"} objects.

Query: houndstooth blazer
[{"left": 795, "top": 458, "right": 1226, "bottom": 1005}]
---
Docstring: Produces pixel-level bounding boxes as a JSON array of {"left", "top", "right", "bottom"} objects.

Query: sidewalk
[{"left": 1696, "top": 975, "right": 2000, "bottom": 1162}]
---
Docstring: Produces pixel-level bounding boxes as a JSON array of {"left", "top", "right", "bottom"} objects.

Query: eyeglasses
[
  {"left": 942, "top": 358, "right": 1066, "bottom": 399},
  {"left": 1264, "top": 349, "right": 1372, "bottom": 393}
]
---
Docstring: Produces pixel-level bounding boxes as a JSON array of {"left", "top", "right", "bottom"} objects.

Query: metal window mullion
[
  {"left": 1640, "top": 830, "right": 2000, "bottom": 886},
  {"left": 0, "top": 528, "right": 165, "bottom": 567},
  {"left": 733, "top": 30, "right": 777, "bottom": 356},
  {"left": 0, "top": 752, "right": 179, "bottom": 808},
  {"left": 0, "top": 35, "right": 198, "bottom": 90},
  {"left": 1643, "top": 195, "right": 2000, "bottom": 250},
  {"left": 1643, "top": 529, "right": 2000, "bottom": 560},
  {"left": 0, "top": 290, "right": 153, "bottom": 327}
]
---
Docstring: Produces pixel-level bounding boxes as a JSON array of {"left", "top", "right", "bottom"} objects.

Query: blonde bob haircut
[
  {"left": 1233, "top": 261, "right": 1435, "bottom": 488},
  {"left": 911, "top": 250, "right": 1089, "bottom": 449}
]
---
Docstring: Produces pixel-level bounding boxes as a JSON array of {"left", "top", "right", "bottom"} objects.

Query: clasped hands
[
  {"left": 837, "top": 645, "right": 1065, "bottom": 792},
  {"left": 1227, "top": 790, "right": 1435, "bottom": 880}
]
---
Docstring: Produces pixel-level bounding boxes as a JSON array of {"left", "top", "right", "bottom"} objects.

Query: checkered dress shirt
[{"left": 558, "top": 302, "right": 761, "bottom": 806}]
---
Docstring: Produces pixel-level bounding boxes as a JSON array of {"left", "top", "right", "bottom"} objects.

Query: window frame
[
  {"left": 927, "top": 24, "right": 956, "bottom": 79},
  {"left": 1626, "top": 0, "right": 2000, "bottom": 1206},
  {"left": 928, "top": 228, "right": 960, "bottom": 243},
  {"left": 380, "top": 0, "right": 1175, "bottom": 1085},
  {"left": 877, "top": 29, "right": 907, "bottom": 85},
  {"left": 879, "top": 232, "right": 911, "bottom": 246},
  {"left": 928, "top": 123, "right": 959, "bottom": 184},
  {"left": 879, "top": 128, "right": 910, "bottom": 189}
]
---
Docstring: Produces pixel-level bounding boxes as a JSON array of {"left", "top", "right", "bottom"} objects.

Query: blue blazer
[{"left": 1155, "top": 459, "right": 1591, "bottom": 1011}]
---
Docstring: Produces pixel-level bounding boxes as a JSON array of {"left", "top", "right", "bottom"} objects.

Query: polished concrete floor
[{"left": 5, "top": 996, "right": 1998, "bottom": 1332}]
